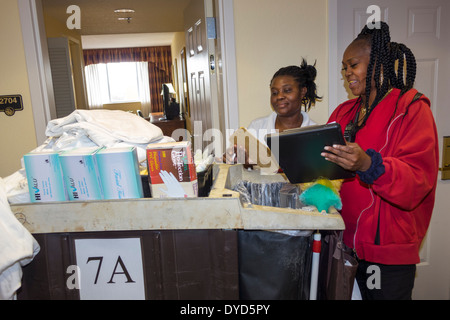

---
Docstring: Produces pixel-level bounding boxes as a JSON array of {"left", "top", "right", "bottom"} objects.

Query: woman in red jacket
[{"left": 322, "top": 22, "right": 439, "bottom": 299}]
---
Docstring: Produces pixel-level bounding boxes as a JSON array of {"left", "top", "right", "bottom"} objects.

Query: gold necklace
[
  {"left": 360, "top": 105, "right": 368, "bottom": 119},
  {"left": 359, "top": 88, "right": 393, "bottom": 123}
]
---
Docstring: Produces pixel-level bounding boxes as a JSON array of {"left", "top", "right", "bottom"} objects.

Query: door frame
[
  {"left": 18, "top": 0, "right": 240, "bottom": 144},
  {"left": 328, "top": 0, "right": 339, "bottom": 115},
  {"left": 215, "top": 0, "right": 239, "bottom": 131},
  {"left": 18, "top": 0, "right": 56, "bottom": 145}
]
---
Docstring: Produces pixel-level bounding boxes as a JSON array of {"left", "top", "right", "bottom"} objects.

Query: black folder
[{"left": 265, "top": 123, "right": 355, "bottom": 183}]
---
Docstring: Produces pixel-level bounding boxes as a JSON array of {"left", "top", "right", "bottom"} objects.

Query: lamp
[{"left": 160, "top": 83, "right": 176, "bottom": 96}]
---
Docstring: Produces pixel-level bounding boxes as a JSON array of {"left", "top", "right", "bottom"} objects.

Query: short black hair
[{"left": 271, "top": 58, "right": 322, "bottom": 111}]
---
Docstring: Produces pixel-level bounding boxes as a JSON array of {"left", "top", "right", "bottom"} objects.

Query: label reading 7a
[
  {"left": 86, "top": 256, "right": 136, "bottom": 284},
  {"left": 74, "top": 238, "right": 145, "bottom": 300}
]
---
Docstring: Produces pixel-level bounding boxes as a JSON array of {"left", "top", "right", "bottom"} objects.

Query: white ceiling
[
  {"left": 81, "top": 33, "right": 176, "bottom": 49},
  {"left": 42, "top": 0, "right": 191, "bottom": 48}
]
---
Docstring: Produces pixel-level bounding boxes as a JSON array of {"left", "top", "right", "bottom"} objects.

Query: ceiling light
[
  {"left": 118, "top": 17, "right": 132, "bottom": 23},
  {"left": 114, "top": 9, "right": 135, "bottom": 13}
]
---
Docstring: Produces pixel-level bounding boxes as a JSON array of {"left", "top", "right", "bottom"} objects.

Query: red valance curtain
[{"left": 83, "top": 46, "right": 172, "bottom": 113}]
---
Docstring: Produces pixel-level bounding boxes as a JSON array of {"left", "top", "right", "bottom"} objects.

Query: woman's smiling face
[
  {"left": 342, "top": 41, "right": 372, "bottom": 97},
  {"left": 270, "top": 75, "right": 306, "bottom": 117}
]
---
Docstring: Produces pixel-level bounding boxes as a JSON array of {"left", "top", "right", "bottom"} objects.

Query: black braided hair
[
  {"left": 270, "top": 58, "right": 322, "bottom": 111},
  {"left": 351, "top": 21, "right": 417, "bottom": 125}
]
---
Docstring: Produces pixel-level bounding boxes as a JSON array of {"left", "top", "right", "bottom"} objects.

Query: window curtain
[
  {"left": 84, "top": 64, "right": 107, "bottom": 109},
  {"left": 136, "top": 61, "right": 151, "bottom": 117},
  {"left": 83, "top": 46, "right": 172, "bottom": 113}
]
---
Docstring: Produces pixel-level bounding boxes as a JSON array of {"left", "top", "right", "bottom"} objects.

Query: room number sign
[
  {"left": 0, "top": 95, "right": 23, "bottom": 116},
  {"left": 73, "top": 238, "right": 146, "bottom": 300}
]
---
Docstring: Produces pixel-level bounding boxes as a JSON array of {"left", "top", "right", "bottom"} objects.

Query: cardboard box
[
  {"left": 23, "top": 151, "right": 68, "bottom": 203},
  {"left": 146, "top": 141, "right": 198, "bottom": 198},
  {"left": 96, "top": 147, "right": 144, "bottom": 199},
  {"left": 59, "top": 147, "right": 103, "bottom": 201}
]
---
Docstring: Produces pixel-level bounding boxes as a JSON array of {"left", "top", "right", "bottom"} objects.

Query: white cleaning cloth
[{"left": 0, "top": 177, "right": 40, "bottom": 300}]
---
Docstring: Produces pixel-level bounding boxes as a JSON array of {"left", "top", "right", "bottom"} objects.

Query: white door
[
  {"left": 330, "top": 0, "right": 450, "bottom": 299},
  {"left": 184, "top": 0, "right": 218, "bottom": 152}
]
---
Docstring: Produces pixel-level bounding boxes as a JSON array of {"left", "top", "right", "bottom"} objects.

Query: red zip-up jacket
[{"left": 328, "top": 88, "right": 439, "bottom": 265}]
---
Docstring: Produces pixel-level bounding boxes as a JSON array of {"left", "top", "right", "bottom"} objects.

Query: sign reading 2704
[{"left": 0, "top": 95, "right": 23, "bottom": 116}]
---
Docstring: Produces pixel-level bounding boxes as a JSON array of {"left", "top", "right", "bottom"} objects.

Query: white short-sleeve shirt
[{"left": 247, "top": 111, "right": 316, "bottom": 146}]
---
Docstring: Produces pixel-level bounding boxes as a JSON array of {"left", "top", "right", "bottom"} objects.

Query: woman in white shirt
[
  {"left": 249, "top": 58, "right": 320, "bottom": 134},
  {"left": 226, "top": 59, "right": 321, "bottom": 164}
]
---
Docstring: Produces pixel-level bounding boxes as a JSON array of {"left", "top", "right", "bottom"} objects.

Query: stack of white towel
[{"left": 44, "top": 109, "right": 166, "bottom": 162}]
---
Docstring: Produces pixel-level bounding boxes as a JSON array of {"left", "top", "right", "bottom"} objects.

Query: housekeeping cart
[{"left": 11, "top": 164, "right": 344, "bottom": 300}]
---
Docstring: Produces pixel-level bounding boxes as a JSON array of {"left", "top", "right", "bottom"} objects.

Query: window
[
  {"left": 85, "top": 61, "right": 151, "bottom": 113},
  {"left": 105, "top": 62, "right": 140, "bottom": 103}
]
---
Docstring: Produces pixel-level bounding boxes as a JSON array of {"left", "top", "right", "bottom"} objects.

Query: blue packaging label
[
  {"left": 96, "top": 147, "right": 143, "bottom": 199},
  {"left": 60, "top": 147, "right": 103, "bottom": 201},
  {"left": 24, "top": 152, "right": 67, "bottom": 202}
]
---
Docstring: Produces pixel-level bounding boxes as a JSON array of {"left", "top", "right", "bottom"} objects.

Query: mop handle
[{"left": 309, "top": 232, "right": 321, "bottom": 300}]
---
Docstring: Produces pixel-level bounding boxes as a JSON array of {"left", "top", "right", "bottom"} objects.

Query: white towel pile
[{"left": 44, "top": 109, "right": 168, "bottom": 162}]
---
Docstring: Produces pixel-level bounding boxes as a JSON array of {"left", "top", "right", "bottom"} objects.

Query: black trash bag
[
  {"left": 197, "top": 164, "right": 213, "bottom": 197},
  {"left": 250, "top": 182, "right": 285, "bottom": 207},
  {"left": 232, "top": 180, "right": 252, "bottom": 204},
  {"left": 238, "top": 230, "right": 313, "bottom": 300},
  {"left": 232, "top": 180, "right": 287, "bottom": 207}
]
